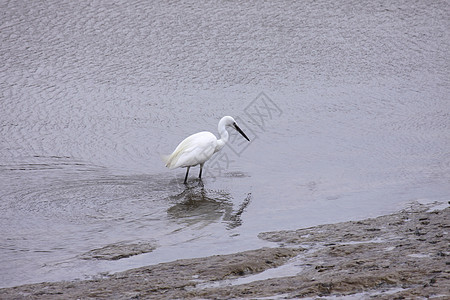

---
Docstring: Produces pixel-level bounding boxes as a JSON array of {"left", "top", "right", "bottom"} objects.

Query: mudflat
[{"left": 1, "top": 203, "right": 448, "bottom": 299}]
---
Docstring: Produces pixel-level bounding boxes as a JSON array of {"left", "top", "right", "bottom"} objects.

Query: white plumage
[
  {"left": 163, "top": 116, "right": 250, "bottom": 183},
  {"left": 164, "top": 131, "right": 217, "bottom": 169}
]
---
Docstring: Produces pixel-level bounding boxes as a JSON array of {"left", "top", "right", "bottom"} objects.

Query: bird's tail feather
[{"left": 160, "top": 154, "right": 171, "bottom": 167}]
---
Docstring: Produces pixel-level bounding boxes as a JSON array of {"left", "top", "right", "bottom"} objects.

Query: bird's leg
[
  {"left": 184, "top": 167, "right": 190, "bottom": 184},
  {"left": 199, "top": 164, "right": 204, "bottom": 179}
]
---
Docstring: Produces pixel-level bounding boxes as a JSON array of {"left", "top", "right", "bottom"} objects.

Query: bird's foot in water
[{"left": 197, "top": 178, "right": 204, "bottom": 187}]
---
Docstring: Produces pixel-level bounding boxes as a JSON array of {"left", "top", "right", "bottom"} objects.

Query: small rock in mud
[{"left": 79, "top": 241, "right": 156, "bottom": 260}]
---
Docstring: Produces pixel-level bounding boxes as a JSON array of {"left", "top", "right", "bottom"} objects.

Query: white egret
[{"left": 163, "top": 116, "right": 250, "bottom": 183}]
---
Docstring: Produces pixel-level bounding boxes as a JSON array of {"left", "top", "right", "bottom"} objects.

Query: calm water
[{"left": 1, "top": 0, "right": 449, "bottom": 287}]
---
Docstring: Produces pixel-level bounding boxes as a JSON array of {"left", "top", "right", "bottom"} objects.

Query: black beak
[{"left": 233, "top": 122, "right": 250, "bottom": 141}]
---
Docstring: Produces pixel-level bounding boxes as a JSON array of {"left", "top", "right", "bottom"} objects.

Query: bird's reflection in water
[{"left": 167, "top": 181, "right": 251, "bottom": 229}]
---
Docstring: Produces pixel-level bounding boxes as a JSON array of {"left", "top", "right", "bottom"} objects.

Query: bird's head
[{"left": 220, "top": 116, "right": 250, "bottom": 142}]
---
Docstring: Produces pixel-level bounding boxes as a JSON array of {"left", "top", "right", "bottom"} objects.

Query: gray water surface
[{"left": 1, "top": 0, "right": 449, "bottom": 287}]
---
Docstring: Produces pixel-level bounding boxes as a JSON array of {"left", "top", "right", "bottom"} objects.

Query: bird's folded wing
[{"left": 164, "top": 132, "right": 217, "bottom": 169}]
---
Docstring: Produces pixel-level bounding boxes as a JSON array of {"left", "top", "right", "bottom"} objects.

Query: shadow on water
[
  {"left": 0, "top": 163, "right": 254, "bottom": 287},
  {"left": 166, "top": 180, "right": 252, "bottom": 230}
]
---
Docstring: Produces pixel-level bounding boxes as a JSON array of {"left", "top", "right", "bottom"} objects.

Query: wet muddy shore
[{"left": 1, "top": 203, "right": 448, "bottom": 299}]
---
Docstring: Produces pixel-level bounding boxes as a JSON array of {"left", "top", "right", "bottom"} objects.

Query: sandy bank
[{"left": 1, "top": 203, "right": 448, "bottom": 299}]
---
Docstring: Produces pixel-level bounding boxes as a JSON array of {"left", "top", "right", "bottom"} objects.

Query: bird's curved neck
[{"left": 216, "top": 124, "right": 229, "bottom": 151}]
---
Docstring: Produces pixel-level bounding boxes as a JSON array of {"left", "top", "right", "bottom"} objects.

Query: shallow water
[{"left": 1, "top": 0, "right": 449, "bottom": 287}]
